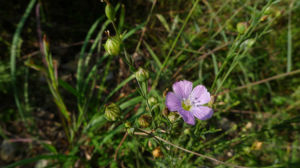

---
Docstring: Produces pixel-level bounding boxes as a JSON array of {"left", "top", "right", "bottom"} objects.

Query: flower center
[{"left": 181, "top": 99, "right": 192, "bottom": 111}]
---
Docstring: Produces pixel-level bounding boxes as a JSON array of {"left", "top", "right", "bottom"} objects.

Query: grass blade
[
  {"left": 10, "top": 0, "right": 37, "bottom": 123},
  {"left": 287, "top": 1, "right": 294, "bottom": 72},
  {"left": 76, "top": 16, "right": 104, "bottom": 96},
  {"left": 104, "top": 74, "right": 135, "bottom": 103},
  {"left": 143, "top": 41, "right": 162, "bottom": 69},
  {"left": 156, "top": 14, "right": 170, "bottom": 32}
]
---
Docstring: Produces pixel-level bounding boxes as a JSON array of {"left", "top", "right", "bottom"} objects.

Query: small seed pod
[
  {"left": 138, "top": 114, "right": 152, "bottom": 128},
  {"left": 236, "top": 22, "right": 247, "bottom": 34},
  {"left": 104, "top": 36, "right": 121, "bottom": 56},
  {"left": 148, "top": 96, "right": 158, "bottom": 107},
  {"left": 135, "top": 67, "right": 149, "bottom": 82},
  {"left": 105, "top": 4, "right": 115, "bottom": 21},
  {"left": 105, "top": 103, "right": 121, "bottom": 121}
]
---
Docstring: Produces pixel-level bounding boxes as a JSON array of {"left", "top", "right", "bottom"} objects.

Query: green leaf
[
  {"left": 122, "top": 22, "right": 146, "bottom": 40},
  {"left": 156, "top": 14, "right": 170, "bottom": 32},
  {"left": 58, "top": 79, "right": 79, "bottom": 97},
  {"left": 120, "top": 96, "right": 143, "bottom": 110}
]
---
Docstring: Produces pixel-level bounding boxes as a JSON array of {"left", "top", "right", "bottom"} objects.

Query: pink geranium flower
[{"left": 165, "top": 80, "right": 213, "bottom": 125}]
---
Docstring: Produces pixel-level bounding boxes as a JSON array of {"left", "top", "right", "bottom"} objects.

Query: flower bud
[
  {"left": 135, "top": 67, "right": 149, "bottom": 82},
  {"left": 138, "top": 114, "right": 152, "bottom": 128},
  {"left": 127, "top": 127, "right": 135, "bottom": 135},
  {"left": 104, "top": 36, "right": 121, "bottom": 56},
  {"left": 184, "top": 128, "right": 190, "bottom": 135},
  {"left": 168, "top": 112, "right": 178, "bottom": 123},
  {"left": 243, "top": 147, "right": 251, "bottom": 153},
  {"left": 105, "top": 4, "right": 115, "bottom": 21},
  {"left": 274, "top": 9, "right": 282, "bottom": 18},
  {"left": 236, "top": 22, "right": 247, "bottom": 34},
  {"left": 105, "top": 103, "right": 121, "bottom": 121},
  {"left": 125, "top": 121, "right": 131, "bottom": 128},
  {"left": 148, "top": 97, "right": 158, "bottom": 107}
]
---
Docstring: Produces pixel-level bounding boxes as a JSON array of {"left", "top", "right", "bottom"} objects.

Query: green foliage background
[{"left": 0, "top": 0, "right": 300, "bottom": 167}]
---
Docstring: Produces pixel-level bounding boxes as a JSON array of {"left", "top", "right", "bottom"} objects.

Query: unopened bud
[
  {"left": 127, "top": 127, "right": 135, "bottom": 135},
  {"left": 105, "top": 4, "right": 115, "bottom": 21},
  {"left": 138, "top": 114, "right": 152, "bottom": 128},
  {"left": 274, "top": 9, "right": 282, "bottom": 17},
  {"left": 184, "top": 128, "right": 190, "bottom": 135},
  {"left": 105, "top": 103, "right": 121, "bottom": 121},
  {"left": 125, "top": 121, "right": 131, "bottom": 128},
  {"left": 135, "top": 67, "right": 149, "bottom": 82},
  {"left": 243, "top": 147, "right": 251, "bottom": 153},
  {"left": 104, "top": 36, "right": 121, "bottom": 56},
  {"left": 236, "top": 22, "right": 247, "bottom": 34},
  {"left": 148, "top": 97, "right": 158, "bottom": 107},
  {"left": 168, "top": 112, "right": 178, "bottom": 123}
]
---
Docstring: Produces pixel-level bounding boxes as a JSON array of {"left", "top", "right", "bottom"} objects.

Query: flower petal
[
  {"left": 191, "top": 106, "right": 213, "bottom": 120},
  {"left": 172, "top": 80, "right": 193, "bottom": 99},
  {"left": 178, "top": 109, "right": 195, "bottom": 125},
  {"left": 190, "top": 85, "right": 211, "bottom": 105},
  {"left": 166, "top": 92, "right": 181, "bottom": 111}
]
